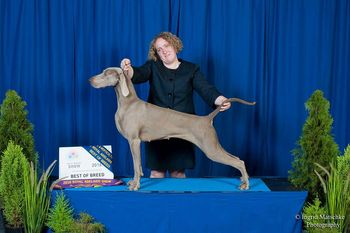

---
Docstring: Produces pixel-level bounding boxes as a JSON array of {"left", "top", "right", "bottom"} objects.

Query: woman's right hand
[{"left": 120, "top": 58, "right": 134, "bottom": 79}]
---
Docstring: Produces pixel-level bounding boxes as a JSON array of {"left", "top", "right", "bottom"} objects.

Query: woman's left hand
[{"left": 215, "top": 96, "right": 231, "bottom": 111}]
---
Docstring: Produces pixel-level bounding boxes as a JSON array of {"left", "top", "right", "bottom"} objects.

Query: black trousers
[{"left": 145, "top": 138, "right": 195, "bottom": 170}]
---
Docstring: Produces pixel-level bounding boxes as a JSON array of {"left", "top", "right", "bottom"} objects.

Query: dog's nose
[{"left": 89, "top": 77, "right": 98, "bottom": 86}]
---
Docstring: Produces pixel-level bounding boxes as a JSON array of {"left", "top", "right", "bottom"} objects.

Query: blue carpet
[{"left": 66, "top": 177, "right": 270, "bottom": 192}]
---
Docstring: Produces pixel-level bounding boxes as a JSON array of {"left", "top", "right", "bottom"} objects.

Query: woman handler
[{"left": 120, "top": 32, "right": 230, "bottom": 178}]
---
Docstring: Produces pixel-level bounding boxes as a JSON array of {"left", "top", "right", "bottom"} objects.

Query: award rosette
[{"left": 57, "top": 145, "right": 123, "bottom": 188}]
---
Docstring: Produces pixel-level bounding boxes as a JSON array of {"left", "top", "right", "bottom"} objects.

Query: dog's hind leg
[
  {"left": 190, "top": 129, "right": 250, "bottom": 190},
  {"left": 216, "top": 149, "right": 249, "bottom": 190},
  {"left": 127, "top": 139, "right": 143, "bottom": 191},
  {"left": 205, "top": 145, "right": 249, "bottom": 190}
]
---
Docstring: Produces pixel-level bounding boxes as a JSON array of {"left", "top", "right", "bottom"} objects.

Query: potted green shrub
[
  {"left": 310, "top": 145, "right": 350, "bottom": 233},
  {"left": 0, "top": 90, "right": 37, "bottom": 167},
  {"left": 46, "top": 191, "right": 106, "bottom": 233},
  {"left": 314, "top": 161, "right": 350, "bottom": 233},
  {"left": 0, "top": 142, "right": 29, "bottom": 232},
  {"left": 302, "top": 197, "right": 339, "bottom": 233},
  {"left": 338, "top": 144, "right": 350, "bottom": 184},
  {"left": 289, "top": 90, "right": 339, "bottom": 200},
  {"left": 23, "top": 160, "right": 57, "bottom": 233},
  {"left": 71, "top": 212, "right": 106, "bottom": 233},
  {"left": 46, "top": 192, "right": 75, "bottom": 233}
]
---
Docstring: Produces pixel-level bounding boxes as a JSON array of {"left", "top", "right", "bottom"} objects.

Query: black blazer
[{"left": 132, "top": 59, "right": 221, "bottom": 114}]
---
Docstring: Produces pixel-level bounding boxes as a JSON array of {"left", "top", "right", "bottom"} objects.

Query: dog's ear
[{"left": 119, "top": 72, "right": 130, "bottom": 97}]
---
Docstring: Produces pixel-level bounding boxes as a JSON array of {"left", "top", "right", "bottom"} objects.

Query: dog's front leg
[{"left": 127, "top": 139, "right": 143, "bottom": 191}]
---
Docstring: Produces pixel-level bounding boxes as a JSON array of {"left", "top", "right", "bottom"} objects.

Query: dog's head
[{"left": 89, "top": 67, "right": 129, "bottom": 96}]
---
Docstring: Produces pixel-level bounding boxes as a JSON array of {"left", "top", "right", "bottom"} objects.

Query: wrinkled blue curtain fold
[{"left": 0, "top": 0, "right": 349, "bottom": 177}]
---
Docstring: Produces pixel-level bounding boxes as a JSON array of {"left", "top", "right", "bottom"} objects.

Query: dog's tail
[{"left": 207, "top": 98, "right": 256, "bottom": 120}]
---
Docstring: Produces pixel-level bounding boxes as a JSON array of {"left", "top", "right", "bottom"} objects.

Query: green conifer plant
[
  {"left": 338, "top": 144, "right": 350, "bottom": 183},
  {"left": 46, "top": 192, "right": 75, "bottom": 233},
  {"left": 303, "top": 197, "right": 339, "bottom": 233},
  {"left": 71, "top": 212, "right": 106, "bottom": 233},
  {"left": 289, "top": 90, "right": 339, "bottom": 200},
  {"left": 0, "top": 90, "right": 37, "bottom": 167},
  {"left": 0, "top": 142, "right": 29, "bottom": 228}
]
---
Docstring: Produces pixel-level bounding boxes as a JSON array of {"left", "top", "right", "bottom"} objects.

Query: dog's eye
[{"left": 105, "top": 70, "right": 115, "bottom": 75}]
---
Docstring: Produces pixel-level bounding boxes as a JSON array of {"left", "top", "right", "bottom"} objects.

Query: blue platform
[{"left": 52, "top": 178, "right": 307, "bottom": 233}]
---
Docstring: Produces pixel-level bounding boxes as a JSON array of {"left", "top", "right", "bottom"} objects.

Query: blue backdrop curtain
[{"left": 0, "top": 0, "right": 349, "bottom": 177}]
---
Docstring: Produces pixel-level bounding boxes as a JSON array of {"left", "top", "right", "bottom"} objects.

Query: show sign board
[{"left": 59, "top": 145, "right": 114, "bottom": 180}]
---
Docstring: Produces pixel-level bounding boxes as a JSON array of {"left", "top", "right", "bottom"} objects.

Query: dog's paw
[
  {"left": 239, "top": 181, "right": 249, "bottom": 190},
  {"left": 239, "top": 176, "right": 249, "bottom": 190},
  {"left": 127, "top": 179, "right": 140, "bottom": 191}
]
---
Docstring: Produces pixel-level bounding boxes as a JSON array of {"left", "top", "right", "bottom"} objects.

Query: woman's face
[{"left": 154, "top": 37, "right": 178, "bottom": 65}]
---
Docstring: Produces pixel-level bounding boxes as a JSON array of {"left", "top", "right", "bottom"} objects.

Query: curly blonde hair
[{"left": 148, "top": 32, "right": 183, "bottom": 61}]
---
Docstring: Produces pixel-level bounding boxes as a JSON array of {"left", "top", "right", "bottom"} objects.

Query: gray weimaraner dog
[{"left": 90, "top": 67, "right": 255, "bottom": 191}]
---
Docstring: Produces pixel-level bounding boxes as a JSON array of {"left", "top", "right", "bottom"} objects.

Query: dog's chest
[
  {"left": 115, "top": 113, "right": 124, "bottom": 135},
  {"left": 115, "top": 111, "right": 137, "bottom": 138}
]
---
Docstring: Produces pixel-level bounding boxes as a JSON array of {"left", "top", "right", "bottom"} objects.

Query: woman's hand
[
  {"left": 215, "top": 95, "right": 231, "bottom": 111},
  {"left": 120, "top": 58, "right": 134, "bottom": 79}
]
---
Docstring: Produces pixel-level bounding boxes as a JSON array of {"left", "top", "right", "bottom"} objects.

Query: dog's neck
[{"left": 114, "top": 77, "right": 139, "bottom": 108}]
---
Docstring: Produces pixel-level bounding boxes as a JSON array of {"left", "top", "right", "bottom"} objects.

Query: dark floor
[{"left": 261, "top": 177, "right": 302, "bottom": 191}]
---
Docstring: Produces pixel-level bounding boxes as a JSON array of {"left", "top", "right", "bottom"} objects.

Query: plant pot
[
  {"left": 0, "top": 210, "right": 5, "bottom": 232},
  {"left": 4, "top": 225, "right": 24, "bottom": 233},
  {"left": 1, "top": 211, "right": 23, "bottom": 233}
]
